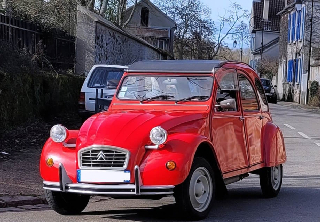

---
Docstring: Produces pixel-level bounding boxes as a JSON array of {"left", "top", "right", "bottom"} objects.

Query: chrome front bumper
[{"left": 43, "top": 164, "right": 174, "bottom": 196}]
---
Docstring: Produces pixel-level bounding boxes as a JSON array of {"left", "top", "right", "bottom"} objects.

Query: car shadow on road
[{"left": 81, "top": 185, "right": 320, "bottom": 222}]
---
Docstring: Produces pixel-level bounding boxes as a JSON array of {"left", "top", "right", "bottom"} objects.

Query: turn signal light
[
  {"left": 46, "top": 158, "right": 54, "bottom": 167},
  {"left": 166, "top": 161, "right": 176, "bottom": 171}
]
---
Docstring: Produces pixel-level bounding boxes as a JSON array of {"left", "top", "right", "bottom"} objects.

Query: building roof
[
  {"left": 127, "top": 60, "right": 225, "bottom": 73},
  {"left": 252, "top": 0, "right": 285, "bottom": 32},
  {"left": 125, "top": 0, "right": 176, "bottom": 27}
]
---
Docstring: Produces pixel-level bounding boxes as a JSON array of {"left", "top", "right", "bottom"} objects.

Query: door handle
[
  {"left": 239, "top": 117, "right": 245, "bottom": 121},
  {"left": 258, "top": 115, "right": 265, "bottom": 120}
]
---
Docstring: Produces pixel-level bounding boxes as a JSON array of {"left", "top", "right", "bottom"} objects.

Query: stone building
[
  {"left": 123, "top": 0, "right": 176, "bottom": 58},
  {"left": 277, "top": 0, "right": 319, "bottom": 104},
  {"left": 76, "top": 5, "right": 173, "bottom": 75},
  {"left": 249, "top": 0, "right": 285, "bottom": 72}
]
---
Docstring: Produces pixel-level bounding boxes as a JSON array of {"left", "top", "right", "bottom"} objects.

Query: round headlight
[
  {"left": 50, "top": 125, "right": 68, "bottom": 143},
  {"left": 150, "top": 126, "right": 167, "bottom": 145}
]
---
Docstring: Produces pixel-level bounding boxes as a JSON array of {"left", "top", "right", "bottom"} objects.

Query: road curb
[{"left": 0, "top": 195, "right": 47, "bottom": 208}]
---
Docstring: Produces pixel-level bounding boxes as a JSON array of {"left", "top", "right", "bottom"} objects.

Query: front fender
[
  {"left": 39, "top": 130, "right": 79, "bottom": 183},
  {"left": 139, "top": 133, "right": 212, "bottom": 186},
  {"left": 262, "top": 122, "right": 286, "bottom": 167}
]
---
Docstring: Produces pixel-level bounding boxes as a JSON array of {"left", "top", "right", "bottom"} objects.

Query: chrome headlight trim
[
  {"left": 149, "top": 126, "right": 167, "bottom": 145},
  {"left": 50, "top": 124, "right": 68, "bottom": 143}
]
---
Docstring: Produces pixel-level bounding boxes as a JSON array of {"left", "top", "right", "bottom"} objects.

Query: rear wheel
[
  {"left": 45, "top": 190, "right": 90, "bottom": 215},
  {"left": 174, "top": 157, "right": 215, "bottom": 220},
  {"left": 260, "top": 165, "right": 283, "bottom": 198}
]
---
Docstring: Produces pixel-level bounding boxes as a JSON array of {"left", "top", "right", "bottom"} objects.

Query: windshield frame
[{"left": 116, "top": 73, "right": 214, "bottom": 103}]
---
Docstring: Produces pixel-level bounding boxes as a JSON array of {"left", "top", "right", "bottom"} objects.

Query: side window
[
  {"left": 238, "top": 74, "right": 260, "bottom": 111},
  {"left": 215, "top": 69, "right": 239, "bottom": 112},
  {"left": 255, "top": 78, "right": 269, "bottom": 112}
]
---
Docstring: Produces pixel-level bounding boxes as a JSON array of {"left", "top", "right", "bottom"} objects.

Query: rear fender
[
  {"left": 262, "top": 122, "right": 286, "bottom": 167},
  {"left": 39, "top": 130, "right": 79, "bottom": 183},
  {"left": 140, "top": 133, "right": 218, "bottom": 186}
]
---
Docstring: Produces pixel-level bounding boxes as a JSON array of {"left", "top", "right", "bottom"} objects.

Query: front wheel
[
  {"left": 260, "top": 164, "right": 283, "bottom": 198},
  {"left": 45, "top": 190, "right": 90, "bottom": 215},
  {"left": 174, "top": 157, "right": 215, "bottom": 220}
]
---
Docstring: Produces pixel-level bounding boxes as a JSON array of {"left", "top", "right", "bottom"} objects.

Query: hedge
[{"left": 0, "top": 71, "right": 84, "bottom": 129}]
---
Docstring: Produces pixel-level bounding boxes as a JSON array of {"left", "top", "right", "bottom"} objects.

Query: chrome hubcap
[
  {"left": 189, "top": 167, "right": 213, "bottom": 212},
  {"left": 271, "top": 165, "right": 282, "bottom": 190}
]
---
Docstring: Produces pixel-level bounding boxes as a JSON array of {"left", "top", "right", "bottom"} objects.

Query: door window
[
  {"left": 255, "top": 78, "right": 269, "bottom": 112},
  {"left": 215, "top": 69, "right": 239, "bottom": 112},
  {"left": 238, "top": 74, "right": 260, "bottom": 111}
]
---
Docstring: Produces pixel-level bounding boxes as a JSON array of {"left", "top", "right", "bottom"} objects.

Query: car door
[
  {"left": 212, "top": 68, "right": 249, "bottom": 173},
  {"left": 238, "top": 71, "right": 264, "bottom": 166}
]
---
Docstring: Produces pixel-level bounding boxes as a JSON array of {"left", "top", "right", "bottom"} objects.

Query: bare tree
[
  {"left": 154, "top": 0, "right": 249, "bottom": 60},
  {"left": 257, "top": 58, "right": 279, "bottom": 80}
]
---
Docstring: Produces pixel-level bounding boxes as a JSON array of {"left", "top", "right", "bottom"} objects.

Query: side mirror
[{"left": 220, "top": 99, "right": 237, "bottom": 111}]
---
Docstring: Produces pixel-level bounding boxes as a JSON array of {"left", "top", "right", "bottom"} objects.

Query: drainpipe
[{"left": 307, "top": 0, "right": 314, "bottom": 104}]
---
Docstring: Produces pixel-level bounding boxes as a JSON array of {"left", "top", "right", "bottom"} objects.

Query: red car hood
[{"left": 77, "top": 110, "right": 208, "bottom": 151}]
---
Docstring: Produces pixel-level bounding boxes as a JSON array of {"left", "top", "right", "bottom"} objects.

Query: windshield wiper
[
  {"left": 175, "top": 96, "right": 209, "bottom": 104},
  {"left": 140, "top": 94, "right": 174, "bottom": 103}
]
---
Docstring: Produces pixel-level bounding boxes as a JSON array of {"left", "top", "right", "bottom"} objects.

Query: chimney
[{"left": 263, "top": 0, "right": 270, "bottom": 21}]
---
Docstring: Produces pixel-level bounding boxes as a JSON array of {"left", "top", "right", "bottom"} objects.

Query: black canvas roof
[{"left": 127, "top": 60, "right": 225, "bottom": 73}]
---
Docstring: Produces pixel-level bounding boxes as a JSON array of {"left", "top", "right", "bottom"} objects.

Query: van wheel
[
  {"left": 260, "top": 165, "right": 283, "bottom": 198},
  {"left": 174, "top": 157, "right": 215, "bottom": 220},
  {"left": 45, "top": 190, "right": 90, "bottom": 215}
]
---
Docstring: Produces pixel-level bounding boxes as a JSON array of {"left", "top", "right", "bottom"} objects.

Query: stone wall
[
  {"left": 76, "top": 6, "right": 168, "bottom": 75},
  {"left": 95, "top": 22, "right": 160, "bottom": 67}
]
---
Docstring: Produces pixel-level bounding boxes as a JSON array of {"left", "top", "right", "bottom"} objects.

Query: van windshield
[
  {"left": 117, "top": 75, "right": 214, "bottom": 102},
  {"left": 87, "top": 67, "right": 124, "bottom": 89}
]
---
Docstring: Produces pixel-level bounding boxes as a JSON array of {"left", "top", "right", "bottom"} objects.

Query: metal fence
[{"left": 0, "top": 13, "right": 75, "bottom": 71}]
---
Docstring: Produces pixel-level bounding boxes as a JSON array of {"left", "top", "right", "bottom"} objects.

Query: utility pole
[{"left": 307, "top": 0, "right": 314, "bottom": 104}]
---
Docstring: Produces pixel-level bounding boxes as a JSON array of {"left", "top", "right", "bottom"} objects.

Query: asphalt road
[{"left": 1, "top": 104, "right": 320, "bottom": 222}]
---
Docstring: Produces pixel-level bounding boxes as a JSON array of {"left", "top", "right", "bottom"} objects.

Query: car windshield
[
  {"left": 261, "top": 79, "right": 271, "bottom": 87},
  {"left": 87, "top": 67, "right": 125, "bottom": 89},
  {"left": 117, "top": 75, "right": 214, "bottom": 102}
]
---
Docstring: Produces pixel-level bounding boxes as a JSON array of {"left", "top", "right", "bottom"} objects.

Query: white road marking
[
  {"left": 284, "top": 124, "right": 296, "bottom": 130},
  {"left": 298, "top": 132, "right": 311, "bottom": 139},
  {"left": 315, "top": 143, "right": 320, "bottom": 147}
]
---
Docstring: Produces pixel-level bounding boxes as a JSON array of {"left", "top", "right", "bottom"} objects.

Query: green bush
[{"left": 0, "top": 71, "right": 84, "bottom": 129}]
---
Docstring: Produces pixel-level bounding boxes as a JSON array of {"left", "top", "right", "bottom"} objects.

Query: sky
[
  {"left": 201, "top": 0, "right": 253, "bottom": 48},
  {"left": 201, "top": 0, "right": 252, "bottom": 21}
]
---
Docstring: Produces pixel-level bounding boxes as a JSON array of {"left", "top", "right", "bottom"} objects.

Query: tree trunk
[
  {"left": 99, "top": 0, "right": 108, "bottom": 15},
  {"left": 122, "top": 0, "right": 137, "bottom": 27},
  {"left": 87, "top": 0, "right": 95, "bottom": 11}
]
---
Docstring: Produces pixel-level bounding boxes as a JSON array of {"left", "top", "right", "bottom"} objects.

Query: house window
[{"left": 141, "top": 7, "right": 149, "bottom": 27}]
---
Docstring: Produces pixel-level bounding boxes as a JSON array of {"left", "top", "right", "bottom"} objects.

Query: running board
[{"left": 224, "top": 173, "right": 249, "bottom": 185}]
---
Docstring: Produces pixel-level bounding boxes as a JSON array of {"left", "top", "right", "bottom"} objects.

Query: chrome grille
[{"left": 79, "top": 146, "right": 129, "bottom": 169}]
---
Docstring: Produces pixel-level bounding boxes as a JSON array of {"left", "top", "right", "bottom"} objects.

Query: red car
[{"left": 40, "top": 60, "right": 286, "bottom": 220}]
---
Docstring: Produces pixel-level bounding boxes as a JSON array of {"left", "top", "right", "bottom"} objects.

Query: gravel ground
[{"left": 0, "top": 114, "right": 83, "bottom": 197}]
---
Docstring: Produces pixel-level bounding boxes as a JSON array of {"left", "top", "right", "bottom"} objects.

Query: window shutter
[
  {"left": 295, "top": 59, "right": 299, "bottom": 82},
  {"left": 292, "top": 13, "right": 296, "bottom": 41},
  {"left": 299, "top": 58, "right": 303, "bottom": 83},
  {"left": 302, "top": 6, "right": 306, "bottom": 40},
  {"left": 297, "top": 11, "right": 301, "bottom": 40},
  {"left": 287, "top": 60, "right": 293, "bottom": 82},
  {"left": 288, "top": 13, "right": 291, "bottom": 42}
]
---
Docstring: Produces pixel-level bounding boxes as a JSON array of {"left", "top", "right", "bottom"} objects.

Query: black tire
[
  {"left": 174, "top": 157, "right": 215, "bottom": 221},
  {"left": 260, "top": 165, "right": 283, "bottom": 198},
  {"left": 45, "top": 190, "right": 90, "bottom": 215},
  {"left": 272, "top": 96, "right": 278, "bottom": 104}
]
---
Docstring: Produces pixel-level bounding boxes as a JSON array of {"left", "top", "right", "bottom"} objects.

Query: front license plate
[{"left": 77, "top": 170, "right": 130, "bottom": 183}]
